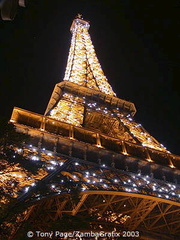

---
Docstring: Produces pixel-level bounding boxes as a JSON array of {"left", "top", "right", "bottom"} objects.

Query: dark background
[{"left": 0, "top": 0, "right": 179, "bottom": 154}]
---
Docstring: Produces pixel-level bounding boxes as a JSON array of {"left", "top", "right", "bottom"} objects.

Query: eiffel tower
[{"left": 2, "top": 15, "right": 180, "bottom": 240}]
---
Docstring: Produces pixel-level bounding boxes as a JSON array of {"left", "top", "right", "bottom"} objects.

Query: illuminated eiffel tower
[{"left": 2, "top": 15, "right": 180, "bottom": 239}]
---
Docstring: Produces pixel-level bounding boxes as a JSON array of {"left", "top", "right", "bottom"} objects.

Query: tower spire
[{"left": 63, "top": 15, "right": 116, "bottom": 96}]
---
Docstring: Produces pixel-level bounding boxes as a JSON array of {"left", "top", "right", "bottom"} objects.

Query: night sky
[{"left": 0, "top": 1, "right": 179, "bottom": 155}]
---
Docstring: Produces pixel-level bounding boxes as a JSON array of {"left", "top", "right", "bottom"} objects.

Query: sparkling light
[{"left": 49, "top": 18, "right": 115, "bottom": 126}]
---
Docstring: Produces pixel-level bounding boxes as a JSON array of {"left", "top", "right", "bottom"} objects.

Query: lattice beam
[{"left": 124, "top": 199, "right": 157, "bottom": 230}]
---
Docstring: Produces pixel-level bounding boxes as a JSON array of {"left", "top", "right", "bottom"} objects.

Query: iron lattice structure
[{"left": 1, "top": 16, "right": 180, "bottom": 240}]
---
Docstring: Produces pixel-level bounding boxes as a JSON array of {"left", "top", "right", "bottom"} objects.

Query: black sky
[{"left": 0, "top": 0, "right": 179, "bottom": 155}]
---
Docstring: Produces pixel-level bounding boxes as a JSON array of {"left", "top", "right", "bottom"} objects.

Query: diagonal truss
[
  {"left": 3, "top": 158, "right": 180, "bottom": 239},
  {"left": 2, "top": 15, "right": 180, "bottom": 240},
  {"left": 64, "top": 17, "right": 115, "bottom": 96}
]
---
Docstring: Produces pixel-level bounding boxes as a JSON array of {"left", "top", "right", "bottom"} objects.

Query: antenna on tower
[{"left": 76, "top": 13, "right": 83, "bottom": 19}]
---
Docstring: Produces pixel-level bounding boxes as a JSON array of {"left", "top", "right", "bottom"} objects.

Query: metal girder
[
  {"left": 2, "top": 158, "right": 180, "bottom": 240},
  {"left": 124, "top": 199, "right": 157, "bottom": 230},
  {"left": 6, "top": 191, "right": 180, "bottom": 240},
  {"left": 145, "top": 202, "right": 180, "bottom": 233},
  {"left": 72, "top": 194, "right": 88, "bottom": 216},
  {"left": 14, "top": 158, "right": 180, "bottom": 207},
  {"left": 147, "top": 203, "right": 172, "bottom": 231}
]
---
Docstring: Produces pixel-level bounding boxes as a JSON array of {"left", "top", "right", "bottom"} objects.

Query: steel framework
[{"left": 1, "top": 16, "right": 180, "bottom": 240}]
